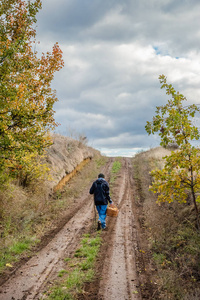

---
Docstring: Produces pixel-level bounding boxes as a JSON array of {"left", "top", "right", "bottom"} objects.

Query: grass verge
[
  {"left": 44, "top": 233, "right": 102, "bottom": 300},
  {"left": 132, "top": 148, "right": 200, "bottom": 299},
  {"left": 0, "top": 237, "right": 39, "bottom": 272}
]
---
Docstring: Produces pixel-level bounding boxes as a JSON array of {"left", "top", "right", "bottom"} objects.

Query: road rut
[
  {"left": 96, "top": 158, "right": 141, "bottom": 300},
  {"left": 0, "top": 157, "right": 141, "bottom": 300}
]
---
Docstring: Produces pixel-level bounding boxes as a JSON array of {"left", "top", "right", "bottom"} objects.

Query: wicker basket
[{"left": 106, "top": 205, "right": 119, "bottom": 217}]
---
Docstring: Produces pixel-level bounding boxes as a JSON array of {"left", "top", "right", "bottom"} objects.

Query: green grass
[
  {"left": 0, "top": 237, "right": 37, "bottom": 272},
  {"left": 111, "top": 159, "right": 122, "bottom": 173},
  {"left": 47, "top": 288, "right": 73, "bottom": 300},
  {"left": 110, "top": 159, "right": 122, "bottom": 184},
  {"left": 152, "top": 252, "right": 166, "bottom": 265},
  {"left": 46, "top": 233, "right": 102, "bottom": 300},
  {"left": 95, "top": 156, "right": 108, "bottom": 168},
  {"left": 58, "top": 269, "right": 68, "bottom": 277}
]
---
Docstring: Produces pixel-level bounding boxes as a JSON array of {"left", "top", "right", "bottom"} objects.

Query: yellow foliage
[{"left": 9, "top": 151, "right": 51, "bottom": 187}]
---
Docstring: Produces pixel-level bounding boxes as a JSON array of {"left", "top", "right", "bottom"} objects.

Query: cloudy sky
[{"left": 36, "top": 0, "right": 200, "bottom": 156}]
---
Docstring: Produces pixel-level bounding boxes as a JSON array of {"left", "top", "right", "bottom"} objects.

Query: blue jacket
[{"left": 89, "top": 178, "right": 112, "bottom": 206}]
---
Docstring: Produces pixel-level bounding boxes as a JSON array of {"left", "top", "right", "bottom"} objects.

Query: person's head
[{"left": 98, "top": 173, "right": 105, "bottom": 179}]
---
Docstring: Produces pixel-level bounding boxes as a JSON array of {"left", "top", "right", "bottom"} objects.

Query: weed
[
  {"left": 58, "top": 269, "right": 68, "bottom": 277},
  {"left": 95, "top": 156, "right": 108, "bottom": 168},
  {"left": 83, "top": 233, "right": 90, "bottom": 238},
  {"left": 9, "top": 239, "right": 31, "bottom": 254},
  {"left": 84, "top": 269, "right": 94, "bottom": 281},
  {"left": 65, "top": 268, "right": 84, "bottom": 290},
  {"left": 152, "top": 253, "right": 166, "bottom": 265},
  {"left": 64, "top": 258, "right": 71, "bottom": 262},
  {"left": 48, "top": 287, "right": 73, "bottom": 300}
]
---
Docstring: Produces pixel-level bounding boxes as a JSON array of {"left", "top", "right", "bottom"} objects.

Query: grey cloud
[
  {"left": 38, "top": 0, "right": 200, "bottom": 55},
  {"left": 36, "top": 0, "right": 200, "bottom": 154},
  {"left": 37, "top": 0, "right": 118, "bottom": 40}
]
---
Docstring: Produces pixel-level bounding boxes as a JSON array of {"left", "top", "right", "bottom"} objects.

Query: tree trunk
[{"left": 191, "top": 185, "right": 200, "bottom": 230}]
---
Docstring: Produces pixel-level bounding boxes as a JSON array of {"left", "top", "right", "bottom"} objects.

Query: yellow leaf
[
  {"left": 139, "top": 250, "right": 145, "bottom": 253},
  {"left": 6, "top": 263, "right": 13, "bottom": 268}
]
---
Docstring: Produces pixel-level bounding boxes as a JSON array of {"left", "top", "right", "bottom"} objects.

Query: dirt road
[{"left": 0, "top": 158, "right": 142, "bottom": 300}]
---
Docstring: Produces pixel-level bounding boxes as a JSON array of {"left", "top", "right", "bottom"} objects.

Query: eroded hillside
[{"left": 45, "top": 134, "right": 96, "bottom": 192}]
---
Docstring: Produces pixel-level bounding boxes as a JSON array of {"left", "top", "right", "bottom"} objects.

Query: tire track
[
  {"left": 0, "top": 200, "right": 93, "bottom": 300},
  {"left": 98, "top": 158, "right": 141, "bottom": 300}
]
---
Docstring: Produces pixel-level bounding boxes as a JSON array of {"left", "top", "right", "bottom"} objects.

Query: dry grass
[
  {"left": 0, "top": 150, "right": 107, "bottom": 274},
  {"left": 132, "top": 147, "right": 200, "bottom": 300}
]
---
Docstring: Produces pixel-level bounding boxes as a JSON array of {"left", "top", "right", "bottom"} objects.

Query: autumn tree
[
  {"left": 0, "top": 0, "right": 64, "bottom": 173},
  {"left": 145, "top": 75, "right": 200, "bottom": 228}
]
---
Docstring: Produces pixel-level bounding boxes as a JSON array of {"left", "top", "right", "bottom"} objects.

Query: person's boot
[{"left": 97, "top": 221, "right": 101, "bottom": 231}]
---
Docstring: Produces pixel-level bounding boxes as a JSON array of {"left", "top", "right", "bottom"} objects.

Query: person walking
[{"left": 90, "top": 173, "right": 113, "bottom": 230}]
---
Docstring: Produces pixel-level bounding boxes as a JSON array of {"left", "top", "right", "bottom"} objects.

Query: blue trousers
[{"left": 96, "top": 205, "right": 107, "bottom": 229}]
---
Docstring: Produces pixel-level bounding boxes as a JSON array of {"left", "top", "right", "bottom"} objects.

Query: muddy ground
[{"left": 0, "top": 157, "right": 153, "bottom": 300}]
